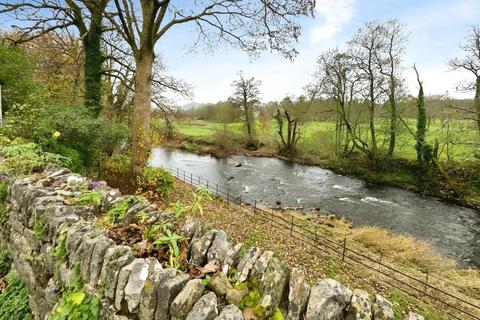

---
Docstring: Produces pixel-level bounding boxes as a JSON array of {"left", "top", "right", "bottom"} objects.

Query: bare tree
[
  {"left": 348, "top": 21, "right": 388, "bottom": 159},
  {"left": 274, "top": 96, "right": 311, "bottom": 156},
  {"left": 315, "top": 49, "right": 371, "bottom": 157},
  {"left": 376, "top": 20, "right": 408, "bottom": 156},
  {"left": 103, "top": 0, "right": 315, "bottom": 175},
  {"left": 449, "top": 26, "right": 480, "bottom": 130},
  {"left": 229, "top": 71, "right": 261, "bottom": 147},
  {"left": 0, "top": 0, "right": 110, "bottom": 115}
]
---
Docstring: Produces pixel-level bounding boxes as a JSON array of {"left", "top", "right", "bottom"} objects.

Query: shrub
[
  {"left": 0, "top": 249, "right": 11, "bottom": 277},
  {"left": 137, "top": 167, "right": 175, "bottom": 198},
  {"left": 0, "top": 273, "right": 33, "bottom": 320},
  {"left": 0, "top": 140, "right": 71, "bottom": 175}
]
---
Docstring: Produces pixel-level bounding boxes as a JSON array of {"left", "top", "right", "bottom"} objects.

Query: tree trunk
[
  {"left": 475, "top": 76, "right": 480, "bottom": 131},
  {"left": 131, "top": 50, "right": 154, "bottom": 176},
  {"left": 388, "top": 95, "right": 397, "bottom": 156},
  {"left": 83, "top": 11, "right": 103, "bottom": 116}
]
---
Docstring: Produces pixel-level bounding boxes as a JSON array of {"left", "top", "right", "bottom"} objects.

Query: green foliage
[
  {"left": 34, "top": 215, "right": 46, "bottom": 241},
  {"left": 49, "top": 291, "right": 99, "bottom": 320},
  {"left": 103, "top": 196, "right": 136, "bottom": 225},
  {"left": 0, "top": 249, "right": 11, "bottom": 278},
  {"left": 50, "top": 263, "right": 100, "bottom": 320},
  {"left": 137, "top": 167, "right": 175, "bottom": 198},
  {"left": 189, "top": 187, "right": 212, "bottom": 216},
  {"left": 55, "top": 232, "right": 68, "bottom": 263},
  {"left": 0, "top": 44, "right": 44, "bottom": 113},
  {"left": 0, "top": 273, "right": 33, "bottom": 320},
  {"left": 201, "top": 276, "right": 211, "bottom": 286},
  {"left": 143, "top": 221, "right": 173, "bottom": 241},
  {"left": 0, "top": 140, "right": 71, "bottom": 176},
  {"left": 75, "top": 191, "right": 102, "bottom": 206},
  {"left": 153, "top": 227, "right": 184, "bottom": 268},
  {"left": 269, "top": 308, "right": 285, "bottom": 320},
  {"left": 0, "top": 181, "right": 8, "bottom": 204},
  {"left": 170, "top": 201, "right": 185, "bottom": 218},
  {"left": 0, "top": 206, "right": 8, "bottom": 225}
]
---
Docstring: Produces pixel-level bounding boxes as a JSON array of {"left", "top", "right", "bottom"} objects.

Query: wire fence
[{"left": 162, "top": 165, "right": 480, "bottom": 320}]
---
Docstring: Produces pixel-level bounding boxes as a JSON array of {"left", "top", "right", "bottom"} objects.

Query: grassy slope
[{"left": 149, "top": 178, "right": 480, "bottom": 320}]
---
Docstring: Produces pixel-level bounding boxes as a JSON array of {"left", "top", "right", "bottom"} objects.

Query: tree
[
  {"left": 230, "top": 71, "right": 261, "bottom": 147},
  {"left": 449, "top": 26, "right": 480, "bottom": 130},
  {"left": 348, "top": 22, "right": 388, "bottom": 159},
  {"left": 413, "top": 65, "right": 430, "bottom": 163},
  {"left": 274, "top": 96, "right": 311, "bottom": 156},
  {"left": 315, "top": 49, "right": 370, "bottom": 157},
  {"left": 376, "top": 20, "right": 408, "bottom": 156},
  {"left": 104, "top": 0, "right": 315, "bottom": 176},
  {"left": 0, "top": 0, "right": 110, "bottom": 115}
]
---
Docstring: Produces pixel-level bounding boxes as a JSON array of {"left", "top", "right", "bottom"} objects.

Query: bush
[
  {"left": 0, "top": 140, "right": 71, "bottom": 175},
  {"left": 137, "top": 167, "right": 175, "bottom": 198},
  {"left": 0, "top": 273, "right": 33, "bottom": 320}
]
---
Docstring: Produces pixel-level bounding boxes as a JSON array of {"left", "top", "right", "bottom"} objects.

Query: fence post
[
  {"left": 425, "top": 271, "right": 429, "bottom": 295},
  {"left": 253, "top": 200, "right": 257, "bottom": 221},
  {"left": 176, "top": 168, "right": 179, "bottom": 178},
  {"left": 183, "top": 170, "right": 186, "bottom": 181},
  {"left": 290, "top": 214, "right": 294, "bottom": 235},
  {"left": 341, "top": 238, "right": 347, "bottom": 262},
  {"left": 206, "top": 179, "right": 209, "bottom": 190},
  {"left": 227, "top": 189, "right": 230, "bottom": 202},
  {"left": 216, "top": 183, "right": 219, "bottom": 196},
  {"left": 377, "top": 254, "right": 382, "bottom": 279},
  {"left": 198, "top": 176, "right": 201, "bottom": 185},
  {"left": 271, "top": 208, "right": 274, "bottom": 227}
]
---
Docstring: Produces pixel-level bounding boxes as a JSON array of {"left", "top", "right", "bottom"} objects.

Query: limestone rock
[
  {"left": 190, "top": 230, "right": 217, "bottom": 266},
  {"left": 186, "top": 292, "right": 218, "bottom": 320},
  {"left": 236, "top": 247, "right": 262, "bottom": 283},
  {"left": 287, "top": 268, "right": 310, "bottom": 320},
  {"left": 124, "top": 259, "right": 153, "bottom": 313},
  {"left": 226, "top": 287, "right": 249, "bottom": 306},
  {"left": 208, "top": 272, "right": 232, "bottom": 297},
  {"left": 305, "top": 279, "right": 353, "bottom": 320},
  {"left": 222, "top": 243, "right": 243, "bottom": 274},
  {"left": 181, "top": 217, "right": 204, "bottom": 241},
  {"left": 259, "top": 257, "right": 289, "bottom": 317},
  {"left": 115, "top": 261, "right": 135, "bottom": 311},
  {"left": 250, "top": 250, "right": 273, "bottom": 280},
  {"left": 346, "top": 289, "right": 372, "bottom": 320},
  {"left": 155, "top": 271, "right": 190, "bottom": 320},
  {"left": 215, "top": 305, "right": 244, "bottom": 320},
  {"left": 170, "top": 279, "right": 206, "bottom": 320},
  {"left": 138, "top": 258, "right": 163, "bottom": 320},
  {"left": 101, "top": 246, "right": 134, "bottom": 301},
  {"left": 372, "top": 295, "right": 394, "bottom": 320},
  {"left": 406, "top": 312, "right": 424, "bottom": 320},
  {"left": 207, "top": 230, "right": 231, "bottom": 263},
  {"left": 89, "top": 236, "right": 114, "bottom": 287}
]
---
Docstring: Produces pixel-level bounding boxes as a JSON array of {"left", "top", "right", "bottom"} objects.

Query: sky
[{"left": 155, "top": 0, "right": 480, "bottom": 106}]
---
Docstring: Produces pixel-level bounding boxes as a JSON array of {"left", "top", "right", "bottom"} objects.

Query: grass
[
  {"left": 169, "top": 118, "right": 479, "bottom": 162},
  {"left": 145, "top": 177, "right": 480, "bottom": 320}
]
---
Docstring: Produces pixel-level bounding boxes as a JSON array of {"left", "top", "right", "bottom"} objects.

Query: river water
[{"left": 150, "top": 147, "right": 480, "bottom": 267}]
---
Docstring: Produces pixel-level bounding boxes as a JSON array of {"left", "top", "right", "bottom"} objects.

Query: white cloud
[{"left": 310, "top": 0, "right": 355, "bottom": 43}]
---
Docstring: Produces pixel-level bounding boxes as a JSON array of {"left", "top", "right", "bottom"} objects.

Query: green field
[{"left": 168, "top": 119, "right": 478, "bottom": 162}]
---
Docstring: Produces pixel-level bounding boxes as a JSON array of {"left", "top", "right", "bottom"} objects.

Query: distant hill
[{"left": 181, "top": 102, "right": 206, "bottom": 110}]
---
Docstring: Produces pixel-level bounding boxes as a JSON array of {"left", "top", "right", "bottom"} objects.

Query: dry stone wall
[{"left": 2, "top": 168, "right": 426, "bottom": 320}]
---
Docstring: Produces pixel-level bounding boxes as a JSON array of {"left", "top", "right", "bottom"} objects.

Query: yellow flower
[{"left": 52, "top": 131, "right": 61, "bottom": 138}]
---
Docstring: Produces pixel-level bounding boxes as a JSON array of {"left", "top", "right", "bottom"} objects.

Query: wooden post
[{"left": 342, "top": 238, "right": 347, "bottom": 262}]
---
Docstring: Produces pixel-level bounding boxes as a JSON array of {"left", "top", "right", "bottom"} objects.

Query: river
[{"left": 149, "top": 147, "right": 480, "bottom": 267}]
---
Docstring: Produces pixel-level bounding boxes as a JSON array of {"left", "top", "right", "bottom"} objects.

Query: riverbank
[
  {"left": 161, "top": 136, "right": 480, "bottom": 210},
  {"left": 143, "top": 176, "right": 480, "bottom": 320}
]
